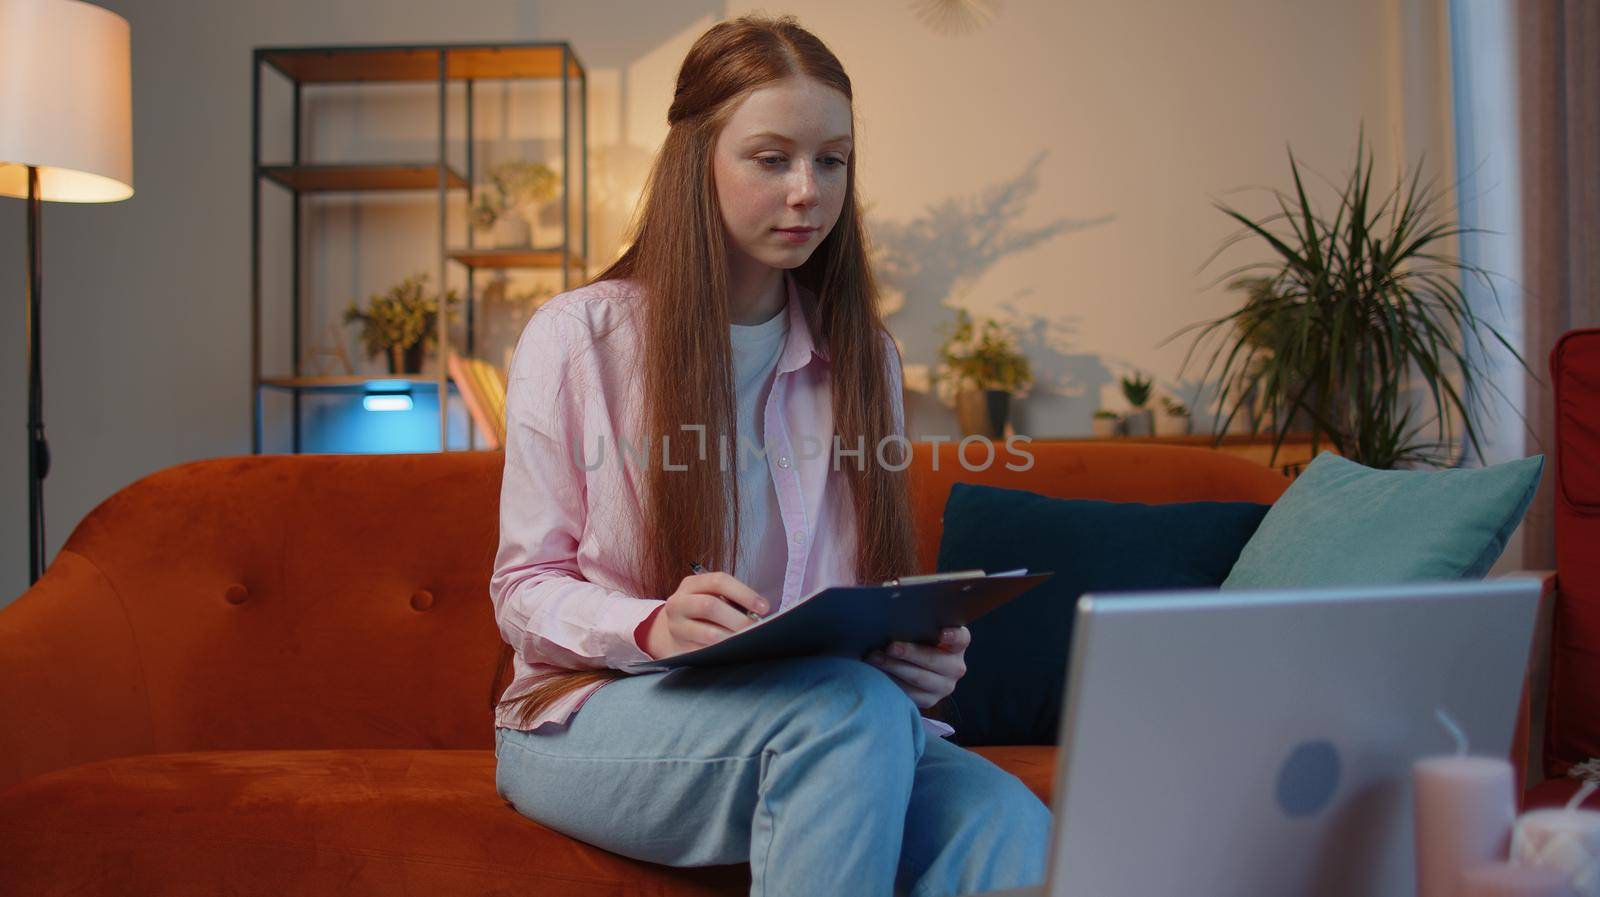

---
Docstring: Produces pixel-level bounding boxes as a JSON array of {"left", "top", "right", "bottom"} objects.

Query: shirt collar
[{"left": 777, "top": 268, "right": 830, "bottom": 374}]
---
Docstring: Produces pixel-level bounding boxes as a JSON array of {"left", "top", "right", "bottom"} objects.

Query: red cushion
[{"left": 1550, "top": 329, "right": 1600, "bottom": 773}]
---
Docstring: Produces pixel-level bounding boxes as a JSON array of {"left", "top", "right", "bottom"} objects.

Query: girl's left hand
[{"left": 865, "top": 626, "right": 971, "bottom": 710}]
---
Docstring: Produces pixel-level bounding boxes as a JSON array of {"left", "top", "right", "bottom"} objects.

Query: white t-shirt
[{"left": 727, "top": 299, "right": 790, "bottom": 605}]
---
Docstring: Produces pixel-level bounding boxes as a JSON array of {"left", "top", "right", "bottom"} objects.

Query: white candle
[
  {"left": 1510, "top": 806, "right": 1600, "bottom": 897},
  {"left": 1461, "top": 862, "right": 1576, "bottom": 897},
  {"left": 1414, "top": 756, "right": 1517, "bottom": 897}
]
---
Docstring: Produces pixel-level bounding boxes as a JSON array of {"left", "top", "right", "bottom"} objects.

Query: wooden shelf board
[
  {"left": 260, "top": 375, "right": 445, "bottom": 391},
  {"left": 260, "top": 163, "right": 469, "bottom": 193},
  {"left": 448, "top": 247, "right": 586, "bottom": 269},
  {"left": 1032, "top": 433, "right": 1321, "bottom": 446},
  {"left": 262, "top": 46, "right": 582, "bottom": 83}
]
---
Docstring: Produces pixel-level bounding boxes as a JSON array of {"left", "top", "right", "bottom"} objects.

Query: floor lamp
[{"left": 0, "top": 0, "right": 133, "bottom": 585}]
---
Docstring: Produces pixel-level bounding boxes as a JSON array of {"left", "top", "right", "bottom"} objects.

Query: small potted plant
[
  {"left": 1156, "top": 394, "right": 1191, "bottom": 436},
  {"left": 477, "top": 160, "right": 559, "bottom": 248},
  {"left": 469, "top": 190, "right": 513, "bottom": 246},
  {"left": 1120, "top": 372, "right": 1155, "bottom": 436},
  {"left": 934, "top": 307, "right": 1034, "bottom": 438},
  {"left": 342, "top": 272, "right": 461, "bottom": 375},
  {"left": 1091, "top": 409, "right": 1121, "bottom": 438}
]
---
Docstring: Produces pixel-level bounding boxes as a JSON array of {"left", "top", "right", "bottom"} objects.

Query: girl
[{"left": 490, "top": 14, "right": 1051, "bottom": 896}]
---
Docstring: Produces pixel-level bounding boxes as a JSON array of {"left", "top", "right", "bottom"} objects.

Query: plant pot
[
  {"left": 492, "top": 214, "right": 530, "bottom": 249},
  {"left": 1154, "top": 411, "right": 1190, "bottom": 437},
  {"left": 1283, "top": 404, "right": 1316, "bottom": 434},
  {"left": 387, "top": 342, "right": 426, "bottom": 375},
  {"left": 1090, "top": 416, "right": 1120, "bottom": 438},
  {"left": 1222, "top": 381, "right": 1260, "bottom": 435},
  {"left": 1123, "top": 408, "right": 1154, "bottom": 437},
  {"left": 1224, "top": 404, "right": 1256, "bottom": 435},
  {"left": 525, "top": 206, "right": 546, "bottom": 248},
  {"left": 956, "top": 388, "right": 1011, "bottom": 438}
]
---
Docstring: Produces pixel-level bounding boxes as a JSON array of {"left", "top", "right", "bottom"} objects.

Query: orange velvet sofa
[{"left": 2, "top": 440, "right": 1477, "bottom": 896}]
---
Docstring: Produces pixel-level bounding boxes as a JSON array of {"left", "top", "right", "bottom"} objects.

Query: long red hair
[{"left": 498, "top": 13, "right": 916, "bottom": 726}]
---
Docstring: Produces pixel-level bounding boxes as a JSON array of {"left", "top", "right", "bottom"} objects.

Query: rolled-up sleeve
[{"left": 490, "top": 307, "right": 664, "bottom": 671}]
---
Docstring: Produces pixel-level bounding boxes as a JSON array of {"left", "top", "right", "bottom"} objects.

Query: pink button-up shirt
[{"left": 490, "top": 268, "right": 955, "bottom": 739}]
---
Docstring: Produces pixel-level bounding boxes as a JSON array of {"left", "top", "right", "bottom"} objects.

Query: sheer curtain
[
  {"left": 1448, "top": 0, "right": 1524, "bottom": 467},
  {"left": 1518, "top": 0, "right": 1600, "bottom": 569}
]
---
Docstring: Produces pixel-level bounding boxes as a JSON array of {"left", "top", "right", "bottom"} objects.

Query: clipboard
[{"left": 619, "top": 568, "right": 1054, "bottom": 674}]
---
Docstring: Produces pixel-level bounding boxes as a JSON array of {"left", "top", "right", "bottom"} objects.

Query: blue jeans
[{"left": 494, "top": 655, "right": 1052, "bottom": 897}]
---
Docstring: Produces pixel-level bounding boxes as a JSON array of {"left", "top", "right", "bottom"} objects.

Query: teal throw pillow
[{"left": 1221, "top": 451, "right": 1544, "bottom": 588}]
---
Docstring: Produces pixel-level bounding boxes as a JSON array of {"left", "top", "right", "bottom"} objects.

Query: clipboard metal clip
[{"left": 882, "top": 569, "right": 990, "bottom": 587}]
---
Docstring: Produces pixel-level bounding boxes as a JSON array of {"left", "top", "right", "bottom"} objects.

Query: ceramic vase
[
  {"left": 1123, "top": 408, "right": 1154, "bottom": 437},
  {"left": 1154, "top": 411, "right": 1191, "bottom": 437},
  {"left": 956, "top": 389, "right": 1011, "bottom": 438}
]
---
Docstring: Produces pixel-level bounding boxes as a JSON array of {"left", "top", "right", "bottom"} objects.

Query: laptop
[{"left": 975, "top": 577, "right": 1542, "bottom": 897}]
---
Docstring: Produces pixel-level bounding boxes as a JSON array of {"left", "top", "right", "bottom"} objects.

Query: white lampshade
[{"left": 0, "top": 0, "right": 132, "bottom": 202}]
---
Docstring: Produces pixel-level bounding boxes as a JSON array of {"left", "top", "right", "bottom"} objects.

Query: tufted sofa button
[
  {"left": 223, "top": 584, "right": 249, "bottom": 605},
  {"left": 409, "top": 590, "right": 435, "bottom": 612}
]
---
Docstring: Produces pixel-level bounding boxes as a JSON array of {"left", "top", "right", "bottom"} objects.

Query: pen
[{"left": 690, "top": 561, "right": 764, "bottom": 622}]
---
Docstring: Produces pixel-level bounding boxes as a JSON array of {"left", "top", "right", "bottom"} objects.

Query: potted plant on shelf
[
  {"left": 1156, "top": 395, "right": 1191, "bottom": 437},
  {"left": 1119, "top": 372, "right": 1154, "bottom": 436},
  {"left": 935, "top": 307, "right": 1034, "bottom": 438},
  {"left": 1165, "top": 127, "right": 1533, "bottom": 468},
  {"left": 474, "top": 160, "right": 559, "bottom": 249},
  {"left": 1091, "top": 409, "right": 1121, "bottom": 438},
  {"left": 469, "top": 190, "right": 515, "bottom": 247},
  {"left": 342, "top": 272, "right": 461, "bottom": 375}
]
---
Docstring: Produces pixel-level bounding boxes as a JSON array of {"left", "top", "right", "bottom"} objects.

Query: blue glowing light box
[{"left": 298, "top": 382, "right": 473, "bottom": 453}]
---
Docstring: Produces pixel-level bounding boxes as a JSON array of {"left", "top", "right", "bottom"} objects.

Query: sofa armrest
[
  {"left": 0, "top": 550, "right": 154, "bottom": 792},
  {"left": 1499, "top": 570, "right": 1558, "bottom": 796}
]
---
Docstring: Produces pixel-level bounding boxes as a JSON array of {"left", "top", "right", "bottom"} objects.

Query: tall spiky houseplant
[{"left": 1166, "top": 130, "right": 1532, "bottom": 469}]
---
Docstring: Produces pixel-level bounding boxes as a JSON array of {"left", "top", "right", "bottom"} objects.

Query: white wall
[
  {"left": 0, "top": 0, "right": 1458, "bottom": 602},
  {"left": 747, "top": 0, "right": 1457, "bottom": 440}
]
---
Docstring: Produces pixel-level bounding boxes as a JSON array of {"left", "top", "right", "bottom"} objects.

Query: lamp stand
[{"left": 25, "top": 165, "right": 51, "bottom": 585}]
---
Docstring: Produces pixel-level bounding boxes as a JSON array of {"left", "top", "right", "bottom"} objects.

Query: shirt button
[
  {"left": 792, "top": 530, "right": 805, "bottom": 544},
  {"left": 777, "top": 455, "right": 791, "bottom": 469}
]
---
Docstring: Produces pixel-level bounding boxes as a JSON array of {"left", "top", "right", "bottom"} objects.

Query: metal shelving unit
[{"left": 251, "top": 41, "right": 589, "bottom": 454}]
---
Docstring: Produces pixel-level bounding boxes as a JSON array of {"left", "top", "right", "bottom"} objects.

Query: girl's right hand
[{"left": 642, "top": 572, "right": 770, "bottom": 659}]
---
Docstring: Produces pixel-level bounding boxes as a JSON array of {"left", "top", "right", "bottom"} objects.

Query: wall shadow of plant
[
  {"left": 1002, "top": 296, "right": 1116, "bottom": 438},
  {"left": 866, "top": 150, "right": 1116, "bottom": 437},
  {"left": 1169, "top": 374, "right": 1231, "bottom": 435}
]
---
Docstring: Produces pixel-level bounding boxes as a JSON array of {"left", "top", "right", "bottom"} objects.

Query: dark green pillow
[{"left": 935, "top": 483, "right": 1270, "bottom": 746}]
